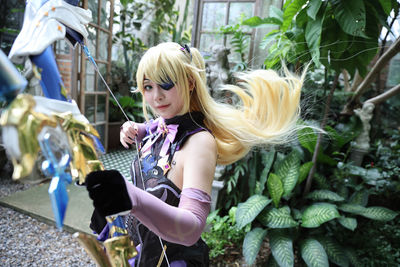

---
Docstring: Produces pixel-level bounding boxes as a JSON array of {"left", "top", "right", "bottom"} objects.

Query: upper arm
[{"left": 181, "top": 131, "right": 217, "bottom": 195}]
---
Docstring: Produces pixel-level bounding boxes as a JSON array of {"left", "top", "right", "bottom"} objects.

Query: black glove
[{"left": 85, "top": 170, "right": 132, "bottom": 217}]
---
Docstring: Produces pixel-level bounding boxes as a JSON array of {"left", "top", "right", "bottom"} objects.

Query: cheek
[{"left": 143, "top": 92, "right": 152, "bottom": 104}]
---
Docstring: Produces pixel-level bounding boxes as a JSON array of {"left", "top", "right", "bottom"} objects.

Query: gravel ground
[{"left": 0, "top": 163, "right": 97, "bottom": 266}]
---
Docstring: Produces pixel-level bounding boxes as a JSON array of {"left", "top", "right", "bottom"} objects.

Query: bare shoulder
[
  {"left": 180, "top": 130, "right": 217, "bottom": 194},
  {"left": 184, "top": 130, "right": 217, "bottom": 155}
]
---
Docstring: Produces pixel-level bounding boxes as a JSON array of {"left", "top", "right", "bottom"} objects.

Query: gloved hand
[{"left": 85, "top": 170, "right": 132, "bottom": 217}]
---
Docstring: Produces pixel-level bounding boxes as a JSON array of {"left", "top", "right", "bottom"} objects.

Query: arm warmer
[{"left": 124, "top": 179, "right": 211, "bottom": 246}]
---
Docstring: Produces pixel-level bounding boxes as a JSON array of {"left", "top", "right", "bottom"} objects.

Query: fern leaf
[
  {"left": 259, "top": 206, "right": 298, "bottom": 228},
  {"left": 338, "top": 216, "right": 357, "bottom": 231},
  {"left": 306, "top": 190, "right": 345, "bottom": 202},
  {"left": 243, "top": 228, "right": 267, "bottom": 265},
  {"left": 317, "top": 236, "right": 349, "bottom": 267},
  {"left": 300, "top": 238, "right": 329, "bottom": 267},
  {"left": 301, "top": 203, "right": 340, "bottom": 228},
  {"left": 269, "top": 230, "right": 294, "bottom": 267},
  {"left": 236, "top": 195, "right": 272, "bottom": 229},
  {"left": 267, "top": 173, "right": 284, "bottom": 208}
]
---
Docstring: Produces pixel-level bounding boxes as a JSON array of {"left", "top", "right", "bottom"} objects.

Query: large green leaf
[
  {"left": 360, "top": 206, "right": 398, "bottom": 221},
  {"left": 306, "top": 190, "right": 345, "bottom": 202},
  {"left": 300, "top": 238, "right": 329, "bottom": 267},
  {"left": 236, "top": 195, "right": 272, "bottom": 229},
  {"left": 318, "top": 236, "right": 349, "bottom": 267},
  {"left": 307, "top": 0, "right": 323, "bottom": 20},
  {"left": 378, "top": 0, "right": 392, "bottom": 16},
  {"left": 275, "top": 150, "right": 300, "bottom": 197},
  {"left": 297, "top": 126, "right": 317, "bottom": 153},
  {"left": 258, "top": 206, "right": 298, "bottom": 228},
  {"left": 338, "top": 203, "right": 367, "bottom": 215},
  {"left": 305, "top": 12, "right": 324, "bottom": 66},
  {"left": 243, "top": 228, "right": 267, "bottom": 265},
  {"left": 282, "top": 0, "right": 308, "bottom": 31},
  {"left": 348, "top": 190, "right": 369, "bottom": 206},
  {"left": 338, "top": 216, "right": 357, "bottom": 231},
  {"left": 269, "top": 230, "right": 294, "bottom": 267},
  {"left": 267, "top": 173, "right": 284, "bottom": 208},
  {"left": 242, "top": 16, "right": 282, "bottom": 28},
  {"left": 269, "top": 5, "right": 284, "bottom": 23},
  {"left": 332, "top": 0, "right": 367, "bottom": 37},
  {"left": 339, "top": 204, "right": 398, "bottom": 221},
  {"left": 256, "top": 150, "right": 276, "bottom": 194},
  {"left": 301, "top": 203, "right": 340, "bottom": 228},
  {"left": 298, "top": 161, "right": 313, "bottom": 184}
]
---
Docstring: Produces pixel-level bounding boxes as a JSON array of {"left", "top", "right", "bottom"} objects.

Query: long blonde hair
[{"left": 136, "top": 42, "right": 305, "bottom": 165}]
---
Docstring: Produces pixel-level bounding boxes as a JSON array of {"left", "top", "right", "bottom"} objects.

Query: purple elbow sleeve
[{"left": 124, "top": 179, "right": 211, "bottom": 246}]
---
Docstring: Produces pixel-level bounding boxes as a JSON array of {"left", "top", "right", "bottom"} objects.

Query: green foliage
[
  {"left": 236, "top": 195, "right": 271, "bottom": 229},
  {"left": 109, "top": 93, "right": 144, "bottom": 122},
  {"left": 219, "top": 18, "right": 250, "bottom": 71},
  {"left": 228, "top": 126, "right": 399, "bottom": 266},
  {"left": 201, "top": 207, "right": 248, "bottom": 259},
  {"left": 242, "top": 0, "right": 398, "bottom": 75},
  {"left": 269, "top": 229, "right": 294, "bottom": 267},
  {"left": 242, "top": 228, "right": 267, "bottom": 265},
  {"left": 300, "top": 238, "right": 329, "bottom": 267}
]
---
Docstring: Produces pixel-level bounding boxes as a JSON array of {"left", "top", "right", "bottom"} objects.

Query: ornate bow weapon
[{"left": 1, "top": 0, "right": 170, "bottom": 266}]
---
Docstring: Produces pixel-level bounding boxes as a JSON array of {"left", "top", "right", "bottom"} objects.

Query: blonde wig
[{"left": 136, "top": 42, "right": 305, "bottom": 165}]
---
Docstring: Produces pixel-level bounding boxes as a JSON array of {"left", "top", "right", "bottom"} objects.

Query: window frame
[{"left": 192, "top": 0, "right": 262, "bottom": 66}]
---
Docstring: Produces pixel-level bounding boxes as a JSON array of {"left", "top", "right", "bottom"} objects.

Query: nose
[{"left": 154, "top": 86, "right": 164, "bottom": 101}]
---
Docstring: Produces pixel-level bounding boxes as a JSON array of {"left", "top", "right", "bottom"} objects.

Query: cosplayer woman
[{"left": 85, "top": 42, "right": 305, "bottom": 266}]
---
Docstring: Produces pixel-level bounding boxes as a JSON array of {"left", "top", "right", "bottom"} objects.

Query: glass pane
[
  {"left": 89, "top": 0, "right": 99, "bottom": 25},
  {"left": 202, "top": 2, "right": 226, "bottom": 31},
  {"left": 97, "top": 94, "right": 106, "bottom": 122},
  {"left": 100, "top": 0, "right": 111, "bottom": 28},
  {"left": 199, "top": 33, "right": 224, "bottom": 59},
  {"left": 86, "top": 60, "right": 95, "bottom": 92},
  {"left": 95, "top": 124, "right": 106, "bottom": 145},
  {"left": 85, "top": 95, "right": 95, "bottom": 123},
  {"left": 228, "top": 2, "right": 254, "bottom": 26},
  {"left": 87, "top": 26, "right": 97, "bottom": 56},
  {"left": 98, "top": 30, "right": 109, "bottom": 61},
  {"left": 55, "top": 39, "right": 70, "bottom": 55},
  {"left": 96, "top": 63, "right": 108, "bottom": 91}
]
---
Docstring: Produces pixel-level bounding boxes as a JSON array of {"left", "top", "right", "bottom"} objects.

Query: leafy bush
[
  {"left": 202, "top": 207, "right": 249, "bottom": 260},
  {"left": 228, "top": 123, "right": 399, "bottom": 266}
]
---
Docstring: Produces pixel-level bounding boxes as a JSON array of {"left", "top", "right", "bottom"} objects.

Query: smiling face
[{"left": 143, "top": 78, "right": 184, "bottom": 119}]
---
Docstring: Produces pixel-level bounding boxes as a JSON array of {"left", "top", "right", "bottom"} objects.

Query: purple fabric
[
  {"left": 97, "top": 223, "right": 110, "bottom": 242},
  {"left": 124, "top": 179, "right": 211, "bottom": 246}
]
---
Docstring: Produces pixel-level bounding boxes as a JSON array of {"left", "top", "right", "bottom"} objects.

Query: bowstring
[{"left": 82, "top": 45, "right": 171, "bottom": 267}]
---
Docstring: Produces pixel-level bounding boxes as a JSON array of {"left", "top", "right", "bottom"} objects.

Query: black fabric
[
  {"left": 129, "top": 112, "right": 210, "bottom": 266},
  {"left": 85, "top": 170, "right": 132, "bottom": 217},
  {"left": 89, "top": 208, "right": 107, "bottom": 233}
]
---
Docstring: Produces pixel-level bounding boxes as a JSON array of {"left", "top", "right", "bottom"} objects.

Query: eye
[
  {"left": 144, "top": 85, "right": 152, "bottom": 91},
  {"left": 159, "top": 82, "right": 174, "bottom": 90}
]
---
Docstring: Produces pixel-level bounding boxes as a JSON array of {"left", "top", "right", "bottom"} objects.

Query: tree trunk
[
  {"left": 303, "top": 73, "right": 339, "bottom": 196},
  {"left": 342, "top": 37, "right": 400, "bottom": 114}
]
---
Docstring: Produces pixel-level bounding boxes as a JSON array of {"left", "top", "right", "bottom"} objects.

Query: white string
[{"left": 82, "top": 45, "right": 171, "bottom": 267}]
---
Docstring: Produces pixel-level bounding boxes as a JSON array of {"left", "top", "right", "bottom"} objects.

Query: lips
[{"left": 156, "top": 104, "right": 170, "bottom": 110}]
